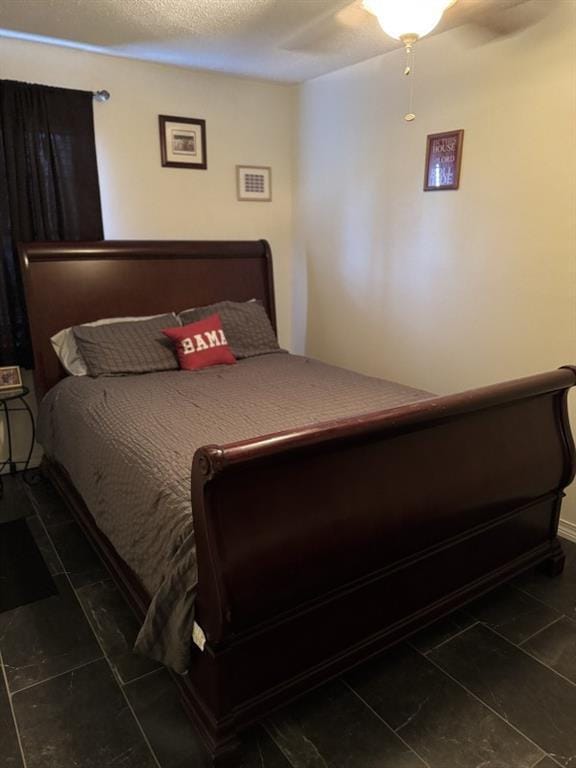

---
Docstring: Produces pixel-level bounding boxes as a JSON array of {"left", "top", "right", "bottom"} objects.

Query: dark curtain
[{"left": 0, "top": 80, "right": 103, "bottom": 368}]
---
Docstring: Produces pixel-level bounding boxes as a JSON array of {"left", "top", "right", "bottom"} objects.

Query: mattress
[{"left": 37, "top": 353, "right": 431, "bottom": 672}]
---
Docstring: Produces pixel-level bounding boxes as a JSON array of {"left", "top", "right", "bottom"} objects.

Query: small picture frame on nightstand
[{"left": 0, "top": 366, "right": 22, "bottom": 392}]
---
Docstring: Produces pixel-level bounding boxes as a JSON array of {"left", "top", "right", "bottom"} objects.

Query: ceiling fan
[
  {"left": 281, "top": 0, "right": 552, "bottom": 53},
  {"left": 281, "top": 0, "right": 554, "bottom": 121}
]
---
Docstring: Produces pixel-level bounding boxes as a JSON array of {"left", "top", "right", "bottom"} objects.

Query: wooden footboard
[{"left": 187, "top": 367, "right": 576, "bottom": 758}]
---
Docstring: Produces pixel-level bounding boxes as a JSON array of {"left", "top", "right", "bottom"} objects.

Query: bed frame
[{"left": 20, "top": 239, "right": 576, "bottom": 764}]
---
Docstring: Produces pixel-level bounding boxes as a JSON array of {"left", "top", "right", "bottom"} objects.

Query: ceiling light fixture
[
  {"left": 363, "top": 0, "right": 457, "bottom": 44},
  {"left": 363, "top": 0, "right": 458, "bottom": 121}
]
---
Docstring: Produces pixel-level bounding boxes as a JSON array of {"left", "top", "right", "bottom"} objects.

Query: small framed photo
[
  {"left": 159, "top": 115, "right": 207, "bottom": 169},
  {"left": 424, "top": 130, "right": 464, "bottom": 191},
  {"left": 236, "top": 165, "right": 272, "bottom": 202},
  {"left": 0, "top": 366, "right": 22, "bottom": 391}
]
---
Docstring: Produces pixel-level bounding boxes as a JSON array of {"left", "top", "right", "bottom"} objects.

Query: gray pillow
[
  {"left": 179, "top": 300, "right": 280, "bottom": 359},
  {"left": 73, "top": 314, "right": 180, "bottom": 376}
]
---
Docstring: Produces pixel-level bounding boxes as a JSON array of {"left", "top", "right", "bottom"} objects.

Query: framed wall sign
[
  {"left": 424, "top": 129, "right": 464, "bottom": 191},
  {"left": 0, "top": 366, "right": 22, "bottom": 391},
  {"left": 236, "top": 165, "right": 272, "bottom": 202},
  {"left": 159, "top": 115, "right": 207, "bottom": 169}
]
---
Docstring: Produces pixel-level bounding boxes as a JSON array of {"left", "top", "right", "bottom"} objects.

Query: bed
[{"left": 21, "top": 239, "right": 576, "bottom": 764}]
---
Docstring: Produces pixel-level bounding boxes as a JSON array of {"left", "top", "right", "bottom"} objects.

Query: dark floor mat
[{"left": 0, "top": 518, "right": 58, "bottom": 613}]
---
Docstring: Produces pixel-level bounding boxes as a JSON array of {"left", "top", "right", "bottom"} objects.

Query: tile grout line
[
  {"left": 342, "top": 680, "right": 433, "bottom": 768},
  {"left": 412, "top": 620, "right": 480, "bottom": 656},
  {"left": 0, "top": 647, "right": 30, "bottom": 768},
  {"left": 35, "top": 510, "right": 164, "bottom": 768},
  {"left": 262, "top": 721, "right": 302, "bottom": 768},
  {"left": 22, "top": 482, "right": 73, "bottom": 531},
  {"left": 121, "top": 666, "right": 162, "bottom": 689},
  {"left": 513, "top": 581, "right": 569, "bottom": 616},
  {"left": 72, "top": 583, "right": 159, "bottom": 689},
  {"left": 481, "top": 623, "right": 576, "bottom": 690},
  {"left": 518, "top": 616, "right": 565, "bottom": 647},
  {"left": 76, "top": 576, "right": 115, "bottom": 592},
  {"left": 509, "top": 581, "right": 570, "bottom": 615},
  {"left": 42, "top": 519, "right": 77, "bottom": 533},
  {"left": 8, "top": 656, "right": 104, "bottom": 696},
  {"left": 419, "top": 639, "right": 555, "bottom": 765},
  {"left": 528, "top": 755, "right": 564, "bottom": 768}
]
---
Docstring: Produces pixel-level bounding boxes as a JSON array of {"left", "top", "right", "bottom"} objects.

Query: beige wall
[
  {"left": 0, "top": 36, "right": 296, "bottom": 347},
  {"left": 296, "top": 1, "right": 576, "bottom": 524},
  {"left": 0, "top": 37, "right": 296, "bottom": 470}
]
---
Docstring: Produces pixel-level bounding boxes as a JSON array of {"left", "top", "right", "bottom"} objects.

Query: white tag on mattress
[{"left": 192, "top": 621, "right": 207, "bottom": 651}]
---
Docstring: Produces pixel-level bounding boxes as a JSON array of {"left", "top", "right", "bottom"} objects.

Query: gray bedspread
[{"left": 38, "top": 353, "right": 431, "bottom": 672}]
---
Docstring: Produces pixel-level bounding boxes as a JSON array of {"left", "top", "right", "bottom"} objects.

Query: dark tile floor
[{"left": 1, "top": 473, "right": 576, "bottom": 768}]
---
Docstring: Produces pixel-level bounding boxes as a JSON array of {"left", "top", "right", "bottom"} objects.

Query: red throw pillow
[{"left": 163, "top": 314, "right": 236, "bottom": 371}]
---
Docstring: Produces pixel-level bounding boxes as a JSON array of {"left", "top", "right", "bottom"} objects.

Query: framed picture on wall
[
  {"left": 236, "top": 165, "right": 272, "bottom": 202},
  {"left": 159, "top": 115, "right": 207, "bottom": 169},
  {"left": 0, "top": 366, "right": 22, "bottom": 392},
  {"left": 424, "top": 130, "right": 464, "bottom": 191}
]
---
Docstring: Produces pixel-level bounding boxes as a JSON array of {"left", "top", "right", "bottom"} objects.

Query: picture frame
[
  {"left": 0, "top": 366, "right": 22, "bottom": 392},
  {"left": 159, "top": 115, "right": 207, "bottom": 170},
  {"left": 236, "top": 165, "right": 272, "bottom": 202},
  {"left": 424, "top": 129, "right": 464, "bottom": 191}
]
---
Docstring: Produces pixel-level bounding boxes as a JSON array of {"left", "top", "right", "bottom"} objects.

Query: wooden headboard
[{"left": 19, "top": 239, "right": 276, "bottom": 398}]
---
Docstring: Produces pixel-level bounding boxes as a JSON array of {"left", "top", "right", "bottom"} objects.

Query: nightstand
[{"left": 0, "top": 386, "right": 35, "bottom": 498}]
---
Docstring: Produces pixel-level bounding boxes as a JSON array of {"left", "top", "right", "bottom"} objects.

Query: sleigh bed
[{"left": 21, "top": 239, "right": 576, "bottom": 764}]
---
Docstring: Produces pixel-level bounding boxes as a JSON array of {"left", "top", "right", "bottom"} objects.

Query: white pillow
[{"left": 51, "top": 315, "right": 169, "bottom": 376}]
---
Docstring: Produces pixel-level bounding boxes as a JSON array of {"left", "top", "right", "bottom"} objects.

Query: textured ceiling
[{"left": 0, "top": 0, "right": 539, "bottom": 83}]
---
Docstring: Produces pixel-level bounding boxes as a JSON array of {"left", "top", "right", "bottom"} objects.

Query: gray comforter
[{"left": 38, "top": 353, "right": 431, "bottom": 672}]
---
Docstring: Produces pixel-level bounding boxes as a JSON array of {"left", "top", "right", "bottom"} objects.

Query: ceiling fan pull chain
[
  {"left": 404, "top": 41, "right": 416, "bottom": 122},
  {"left": 404, "top": 40, "right": 412, "bottom": 75}
]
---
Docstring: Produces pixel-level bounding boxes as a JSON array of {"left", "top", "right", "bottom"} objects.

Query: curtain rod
[{"left": 93, "top": 90, "right": 110, "bottom": 102}]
